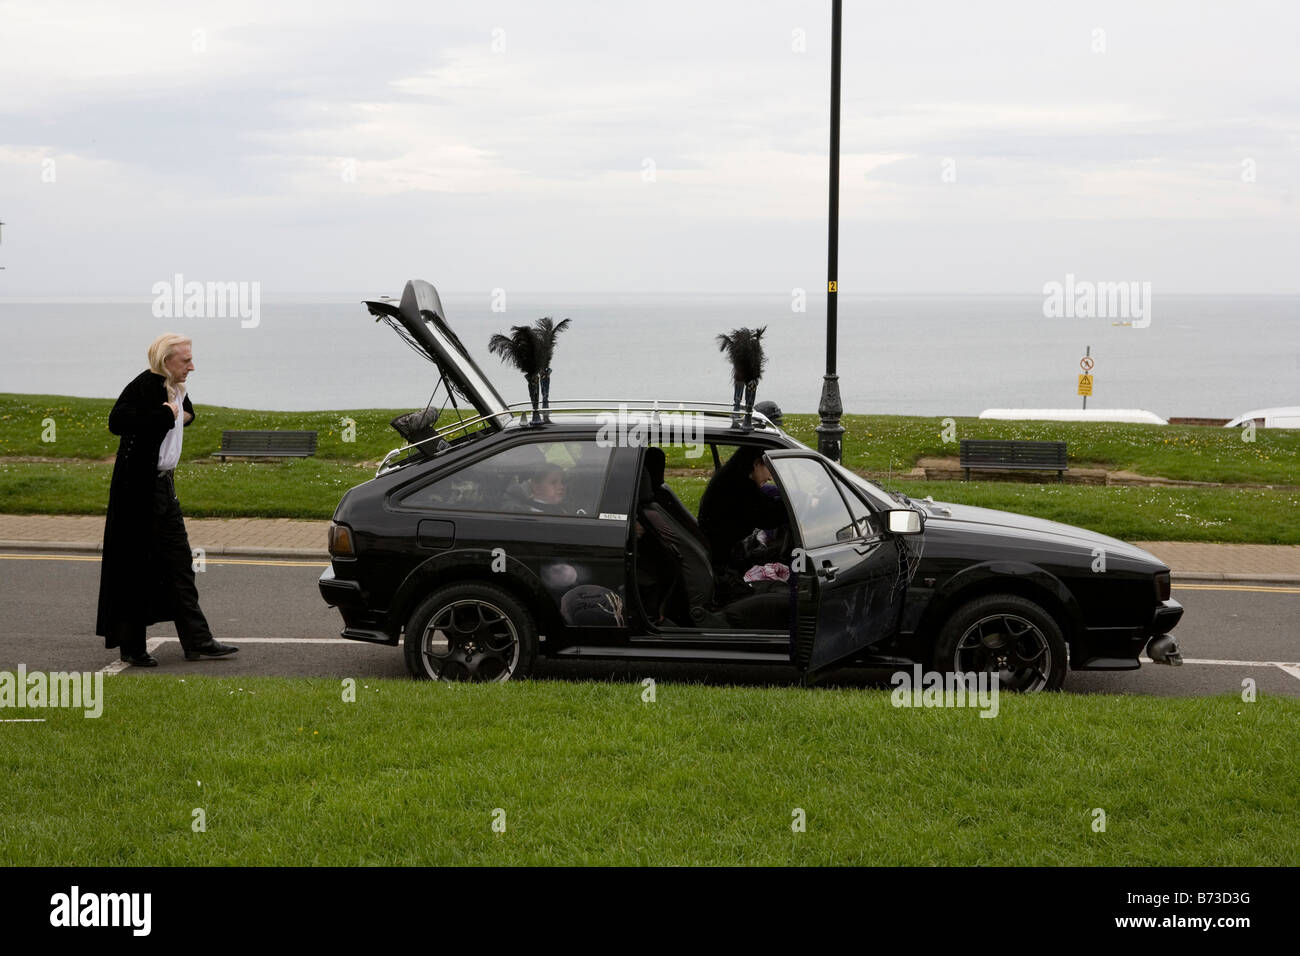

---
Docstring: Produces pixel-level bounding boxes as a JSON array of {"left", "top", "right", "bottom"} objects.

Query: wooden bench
[
  {"left": 213, "top": 430, "right": 317, "bottom": 462},
  {"left": 960, "top": 439, "right": 1068, "bottom": 482}
]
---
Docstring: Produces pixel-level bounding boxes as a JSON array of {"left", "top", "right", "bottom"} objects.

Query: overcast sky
[{"left": 1, "top": 0, "right": 1297, "bottom": 295}]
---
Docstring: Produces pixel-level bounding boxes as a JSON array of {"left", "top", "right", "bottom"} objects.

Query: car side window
[
  {"left": 399, "top": 440, "right": 613, "bottom": 517},
  {"left": 768, "top": 457, "right": 859, "bottom": 548}
]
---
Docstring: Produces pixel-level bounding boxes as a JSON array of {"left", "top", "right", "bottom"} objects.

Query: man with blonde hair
[{"left": 95, "top": 334, "right": 238, "bottom": 666}]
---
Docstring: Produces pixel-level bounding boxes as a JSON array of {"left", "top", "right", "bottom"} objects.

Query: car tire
[
  {"left": 404, "top": 582, "right": 538, "bottom": 682},
  {"left": 930, "top": 593, "right": 1067, "bottom": 692}
]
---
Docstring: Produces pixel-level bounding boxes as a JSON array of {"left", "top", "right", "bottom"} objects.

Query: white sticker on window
[{"left": 599, "top": 513, "right": 628, "bottom": 521}]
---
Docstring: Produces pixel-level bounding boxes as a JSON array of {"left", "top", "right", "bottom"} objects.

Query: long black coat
[{"left": 95, "top": 370, "right": 194, "bottom": 645}]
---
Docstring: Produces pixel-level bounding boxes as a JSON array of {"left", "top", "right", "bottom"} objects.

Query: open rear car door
[{"left": 765, "top": 451, "right": 914, "bottom": 675}]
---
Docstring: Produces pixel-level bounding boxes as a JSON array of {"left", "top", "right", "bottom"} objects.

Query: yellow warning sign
[
  {"left": 1078, "top": 374, "right": 1094, "bottom": 396},
  {"left": 827, "top": 280, "right": 837, "bottom": 292}
]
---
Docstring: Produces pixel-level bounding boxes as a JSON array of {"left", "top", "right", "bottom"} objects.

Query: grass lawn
[
  {"left": 2, "top": 393, "right": 1297, "bottom": 542},
  {"left": 2, "top": 675, "right": 1295, "bottom": 866},
  {"left": 665, "top": 476, "right": 1300, "bottom": 544},
  {"left": 4, "top": 394, "right": 1296, "bottom": 485},
  {"left": 0, "top": 458, "right": 367, "bottom": 520},
  {"left": 2, "top": 461, "right": 1298, "bottom": 543}
]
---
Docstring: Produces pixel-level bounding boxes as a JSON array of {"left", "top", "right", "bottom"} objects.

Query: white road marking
[
  {"left": 144, "top": 637, "right": 355, "bottom": 645},
  {"left": 1141, "top": 655, "right": 1300, "bottom": 686},
  {"left": 0, "top": 553, "right": 327, "bottom": 568},
  {"left": 1276, "top": 664, "right": 1300, "bottom": 684},
  {"left": 103, "top": 635, "right": 359, "bottom": 674},
  {"left": 1176, "top": 584, "right": 1300, "bottom": 594},
  {"left": 104, "top": 644, "right": 1300, "bottom": 686}
]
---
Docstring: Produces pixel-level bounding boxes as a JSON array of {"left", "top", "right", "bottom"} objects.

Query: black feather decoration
[
  {"left": 489, "top": 317, "right": 572, "bottom": 423},
  {"left": 533, "top": 316, "right": 571, "bottom": 372},
  {"left": 488, "top": 325, "right": 542, "bottom": 379},
  {"left": 716, "top": 326, "right": 767, "bottom": 384}
]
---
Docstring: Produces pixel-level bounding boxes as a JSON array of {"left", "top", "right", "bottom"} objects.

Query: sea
[{"left": 1, "top": 293, "right": 1296, "bottom": 419}]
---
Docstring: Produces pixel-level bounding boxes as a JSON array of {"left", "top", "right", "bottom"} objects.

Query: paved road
[{"left": 1, "top": 552, "right": 1297, "bottom": 697}]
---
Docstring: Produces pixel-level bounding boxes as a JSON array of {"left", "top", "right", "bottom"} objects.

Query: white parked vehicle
[{"left": 1223, "top": 406, "right": 1300, "bottom": 429}]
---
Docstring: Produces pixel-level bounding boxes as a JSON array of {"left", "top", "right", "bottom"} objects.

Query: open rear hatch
[{"left": 364, "top": 279, "right": 512, "bottom": 447}]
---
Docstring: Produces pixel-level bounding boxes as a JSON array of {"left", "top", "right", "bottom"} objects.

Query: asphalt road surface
[{"left": 1, "top": 552, "right": 1297, "bottom": 697}]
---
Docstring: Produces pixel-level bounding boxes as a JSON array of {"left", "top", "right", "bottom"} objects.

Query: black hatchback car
[{"left": 319, "top": 279, "right": 1185, "bottom": 691}]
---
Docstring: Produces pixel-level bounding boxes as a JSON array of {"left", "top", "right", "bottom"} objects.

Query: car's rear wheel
[
  {"left": 404, "top": 582, "right": 537, "bottom": 682},
  {"left": 931, "top": 593, "right": 1067, "bottom": 692}
]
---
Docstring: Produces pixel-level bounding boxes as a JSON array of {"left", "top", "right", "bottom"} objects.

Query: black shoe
[
  {"left": 184, "top": 639, "right": 239, "bottom": 661},
  {"left": 120, "top": 651, "right": 158, "bottom": 667}
]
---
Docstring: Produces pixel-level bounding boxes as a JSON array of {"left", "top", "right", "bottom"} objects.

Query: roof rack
[
  {"left": 507, "top": 399, "right": 775, "bottom": 422},
  {"left": 375, "top": 400, "right": 777, "bottom": 475}
]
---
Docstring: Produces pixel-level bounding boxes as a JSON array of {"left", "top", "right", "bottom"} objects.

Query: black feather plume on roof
[
  {"left": 716, "top": 326, "right": 767, "bottom": 383},
  {"left": 488, "top": 325, "right": 542, "bottom": 379},
  {"left": 533, "top": 317, "right": 571, "bottom": 371}
]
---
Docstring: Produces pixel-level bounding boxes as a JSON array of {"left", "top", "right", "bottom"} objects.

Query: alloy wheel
[
  {"left": 953, "top": 612, "right": 1052, "bottom": 693},
  {"left": 420, "top": 599, "right": 521, "bottom": 682}
]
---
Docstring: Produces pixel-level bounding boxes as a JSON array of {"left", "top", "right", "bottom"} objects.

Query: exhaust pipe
[{"left": 1147, "top": 634, "right": 1183, "bottom": 666}]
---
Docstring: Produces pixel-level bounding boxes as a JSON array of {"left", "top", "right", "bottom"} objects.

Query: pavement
[{"left": 1, "top": 514, "right": 1299, "bottom": 585}]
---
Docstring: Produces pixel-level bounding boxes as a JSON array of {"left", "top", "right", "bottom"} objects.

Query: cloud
[{"left": 0, "top": 0, "right": 1297, "bottom": 294}]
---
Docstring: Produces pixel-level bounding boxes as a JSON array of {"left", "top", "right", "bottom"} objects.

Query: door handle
[{"left": 817, "top": 561, "right": 839, "bottom": 582}]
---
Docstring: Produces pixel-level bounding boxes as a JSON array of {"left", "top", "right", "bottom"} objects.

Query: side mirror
[{"left": 888, "top": 509, "right": 922, "bottom": 535}]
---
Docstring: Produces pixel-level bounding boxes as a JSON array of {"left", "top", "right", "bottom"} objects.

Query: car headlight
[{"left": 1154, "top": 571, "right": 1171, "bottom": 602}]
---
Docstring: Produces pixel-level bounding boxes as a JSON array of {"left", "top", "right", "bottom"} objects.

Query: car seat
[
  {"left": 635, "top": 466, "right": 791, "bottom": 631},
  {"left": 643, "top": 447, "right": 710, "bottom": 549}
]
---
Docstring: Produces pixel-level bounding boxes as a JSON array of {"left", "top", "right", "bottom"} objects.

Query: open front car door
[{"left": 765, "top": 451, "right": 917, "bottom": 675}]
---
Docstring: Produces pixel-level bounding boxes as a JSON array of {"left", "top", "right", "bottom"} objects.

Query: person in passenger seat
[{"left": 504, "top": 464, "right": 568, "bottom": 514}]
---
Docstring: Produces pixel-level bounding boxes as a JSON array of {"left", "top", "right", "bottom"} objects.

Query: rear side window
[{"left": 399, "top": 440, "right": 613, "bottom": 517}]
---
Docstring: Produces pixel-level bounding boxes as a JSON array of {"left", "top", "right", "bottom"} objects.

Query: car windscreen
[{"left": 780, "top": 435, "right": 898, "bottom": 512}]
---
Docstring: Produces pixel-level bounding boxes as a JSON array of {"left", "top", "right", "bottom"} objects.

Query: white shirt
[{"left": 157, "top": 383, "right": 185, "bottom": 472}]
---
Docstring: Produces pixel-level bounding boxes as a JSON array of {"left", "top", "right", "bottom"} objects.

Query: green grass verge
[
  {"left": 3, "top": 394, "right": 1298, "bottom": 542},
  {"left": 0, "top": 458, "right": 366, "bottom": 520},
  {"left": 669, "top": 477, "right": 1300, "bottom": 544},
  {"left": 0, "top": 393, "right": 409, "bottom": 463},
  {"left": 2, "top": 462, "right": 1298, "bottom": 544},
  {"left": 5, "top": 394, "right": 1297, "bottom": 484},
  {"left": 2, "top": 676, "right": 1295, "bottom": 866},
  {"left": 901, "top": 482, "right": 1300, "bottom": 544}
]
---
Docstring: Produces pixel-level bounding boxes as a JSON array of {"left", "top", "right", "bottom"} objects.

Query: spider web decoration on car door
[{"left": 897, "top": 527, "right": 923, "bottom": 592}]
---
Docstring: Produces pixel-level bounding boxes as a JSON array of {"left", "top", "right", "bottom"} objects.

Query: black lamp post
[{"left": 815, "top": 0, "right": 844, "bottom": 462}]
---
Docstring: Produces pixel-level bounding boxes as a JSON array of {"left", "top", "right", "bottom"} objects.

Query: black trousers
[{"left": 115, "top": 472, "right": 213, "bottom": 656}]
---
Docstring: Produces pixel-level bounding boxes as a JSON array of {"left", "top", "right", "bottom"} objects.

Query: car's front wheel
[
  {"left": 404, "top": 582, "right": 538, "bottom": 682},
  {"left": 931, "top": 593, "right": 1067, "bottom": 692}
]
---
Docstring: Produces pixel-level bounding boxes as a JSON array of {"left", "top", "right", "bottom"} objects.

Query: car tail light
[
  {"left": 1154, "top": 571, "right": 1171, "bottom": 602},
  {"left": 329, "top": 522, "right": 355, "bottom": 558}
]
